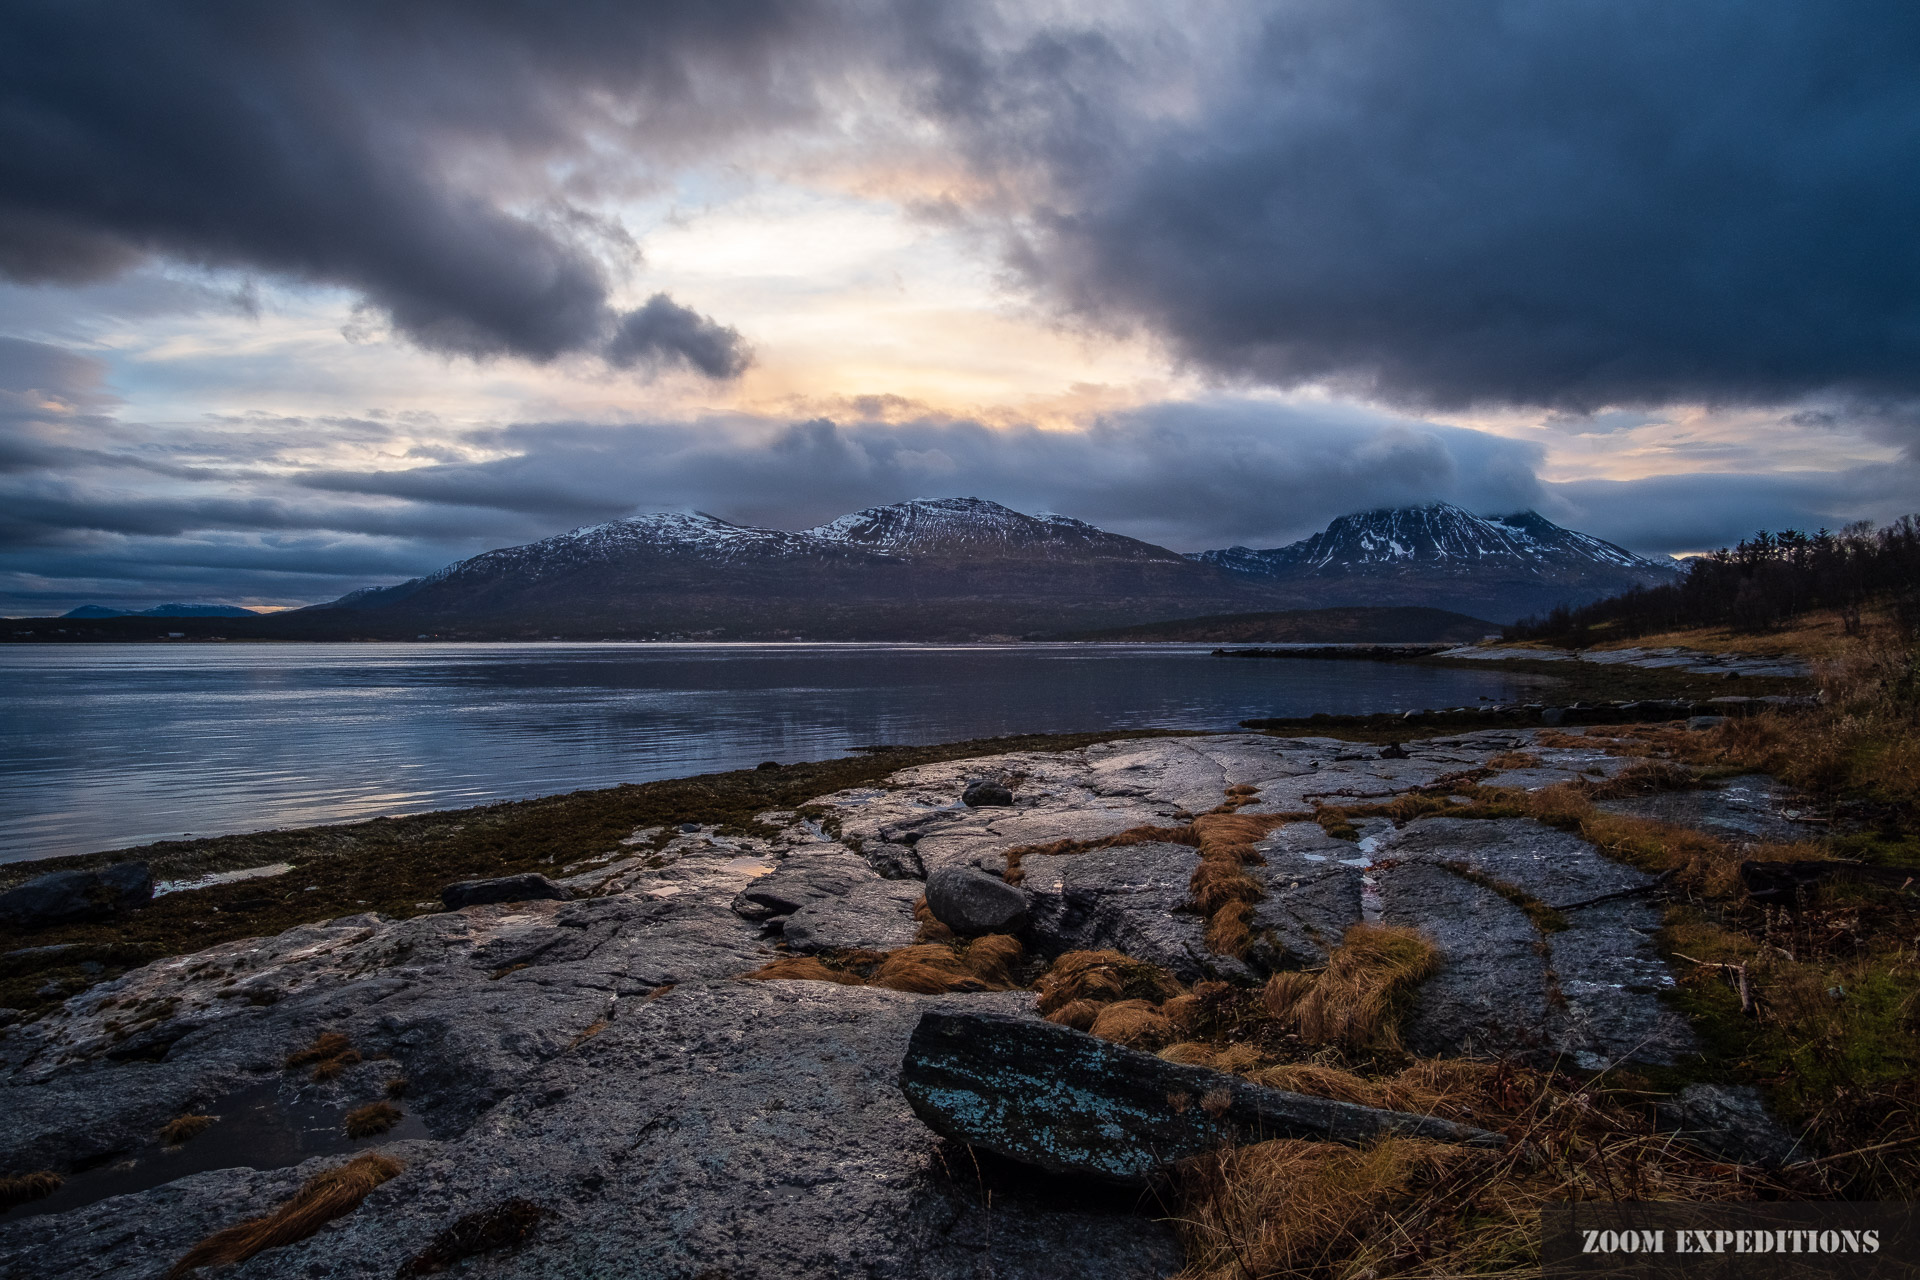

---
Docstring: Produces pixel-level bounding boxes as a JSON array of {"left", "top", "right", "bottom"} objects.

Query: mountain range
[
  {"left": 288, "top": 497, "right": 1675, "bottom": 638},
  {"left": 60, "top": 603, "right": 263, "bottom": 619}
]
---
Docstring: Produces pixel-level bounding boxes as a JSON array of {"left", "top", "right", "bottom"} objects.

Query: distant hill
[
  {"left": 1061, "top": 606, "right": 1500, "bottom": 644},
  {"left": 61, "top": 603, "right": 262, "bottom": 619}
]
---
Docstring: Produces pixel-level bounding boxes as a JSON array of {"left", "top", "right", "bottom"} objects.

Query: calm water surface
[{"left": 0, "top": 642, "right": 1551, "bottom": 863}]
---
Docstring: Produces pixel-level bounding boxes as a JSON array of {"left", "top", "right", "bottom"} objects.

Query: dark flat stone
[{"left": 899, "top": 1010, "right": 1503, "bottom": 1185}]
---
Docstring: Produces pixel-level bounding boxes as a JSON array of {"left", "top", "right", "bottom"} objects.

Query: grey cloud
[
  {"left": 939, "top": 1, "right": 1920, "bottom": 415},
  {"left": 605, "top": 295, "right": 752, "bottom": 379},
  {"left": 299, "top": 400, "right": 1549, "bottom": 551},
  {"left": 1547, "top": 467, "right": 1920, "bottom": 556},
  {"left": 0, "top": 1, "right": 828, "bottom": 370}
]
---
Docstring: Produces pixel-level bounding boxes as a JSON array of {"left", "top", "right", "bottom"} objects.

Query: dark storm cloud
[
  {"left": 0, "top": 1, "right": 831, "bottom": 371},
  {"left": 947, "top": 0, "right": 1920, "bottom": 416},
  {"left": 1547, "top": 468, "right": 1920, "bottom": 556}
]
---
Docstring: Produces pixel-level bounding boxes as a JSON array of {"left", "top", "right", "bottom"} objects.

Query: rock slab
[
  {"left": 925, "top": 866, "right": 1029, "bottom": 935},
  {"left": 440, "top": 873, "right": 571, "bottom": 910},
  {"left": 0, "top": 862, "right": 151, "bottom": 929},
  {"left": 899, "top": 1010, "right": 1503, "bottom": 1185}
]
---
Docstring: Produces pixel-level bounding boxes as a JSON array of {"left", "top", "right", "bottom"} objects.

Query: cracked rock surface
[{"left": 0, "top": 729, "right": 1728, "bottom": 1278}]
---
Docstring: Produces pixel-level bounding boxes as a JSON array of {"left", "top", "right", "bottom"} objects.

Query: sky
[{"left": 2, "top": 0, "right": 1917, "bottom": 613}]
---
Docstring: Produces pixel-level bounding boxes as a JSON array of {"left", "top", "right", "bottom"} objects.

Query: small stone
[
  {"left": 961, "top": 780, "right": 1014, "bottom": 807},
  {"left": 678, "top": 822, "right": 701, "bottom": 833},
  {"left": 925, "top": 866, "right": 1028, "bottom": 935},
  {"left": 1378, "top": 742, "right": 1409, "bottom": 759},
  {"left": 1687, "top": 715, "right": 1726, "bottom": 730},
  {"left": 440, "top": 873, "right": 572, "bottom": 910}
]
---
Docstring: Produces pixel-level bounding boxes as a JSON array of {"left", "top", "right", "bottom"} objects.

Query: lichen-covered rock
[
  {"left": 0, "top": 862, "right": 151, "bottom": 929},
  {"left": 440, "top": 873, "right": 570, "bottom": 910},
  {"left": 899, "top": 1010, "right": 1503, "bottom": 1185},
  {"left": 925, "top": 866, "right": 1028, "bottom": 935}
]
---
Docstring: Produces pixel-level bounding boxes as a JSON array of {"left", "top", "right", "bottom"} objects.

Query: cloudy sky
[{"left": 3, "top": 0, "right": 1916, "bottom": 612}]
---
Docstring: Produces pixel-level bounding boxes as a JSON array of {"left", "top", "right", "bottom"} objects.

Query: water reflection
[{"left": 0, "top": 642, "right": 1551, "bottom": 863}]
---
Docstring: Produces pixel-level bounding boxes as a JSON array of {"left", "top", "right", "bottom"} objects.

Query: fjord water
[{"left": 0, "top": 643, "right": 1546, "bottom": 863}]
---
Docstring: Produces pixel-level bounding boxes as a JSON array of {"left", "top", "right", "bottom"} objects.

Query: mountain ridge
[{"left": 288, "top": 497, "right": 1677, "bottom": 637}]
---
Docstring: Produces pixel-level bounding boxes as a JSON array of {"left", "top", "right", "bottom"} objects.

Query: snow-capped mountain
[
  {"left": 807, "top": 497, "right": 1185, "bottom": 562},
  {"left": 1190, "top": 503, "right": 1678, "bottom": 619},
  {"left": 304, "top": 498, "right": 1672, "bottom": 637}
]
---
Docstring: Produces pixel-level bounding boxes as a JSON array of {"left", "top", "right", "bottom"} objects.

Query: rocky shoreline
[{"left": 0, "top": 729, "right": 1814, "bottom": 1278}]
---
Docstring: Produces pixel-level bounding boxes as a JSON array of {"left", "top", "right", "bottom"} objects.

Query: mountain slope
[
  {"left": 1191, "top": 503, "right": 1677, "bottom": 621},
  {"left": 294, "top": 498, "right": 1672, "bottom": 638},
  {"left": 307, "top": 498, "right": 1304, "bottom": 639}
]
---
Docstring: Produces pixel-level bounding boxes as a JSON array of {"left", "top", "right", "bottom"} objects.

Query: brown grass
[
  {"left": 1044, "top": 998, "right": 1102, "bottom": 1031},
  {"left": 1035, "top": 949, "right": 1186, "bottom": 1014},
  {"left": 0, "top": 1171, "right": 62, "bottom": 1210},
  {"left": 345, "top": 1101, "right": 402, "bottom": 1138},
  {"left": 1262, "top": 925, "right": 1440, "bottom": 1052},
  {"left": 1171, "top": 1060, "right": 1796, "bottom": 1280},
  {"left": 385, "top": 1076, "right": 409, "bottom": 1099},
  {"left": 742, "top": 954, "right": 870, "bottom": 985},
  {"left": 284, "top": 1030, "right": 351, "bottom": 1067},
  {"left": 166, "top": 1152, "right": 403, "bottom": 1278},
  {"left": 1485, "top": 751, "right": 1542, "bottom": 771},
  {"left": 912, "top": 894, "right": 957, "bottom": 942},
  {"left": 159, "top": 1114, "right": 216, "bottom": 1145},
  {"left": 869, "top": 944, "right": 994, "bottom": 994},
  {"left": 741, "top": 937, "right": 1023, "bottom": 995},
  {"left": 1087, "top": 998, "right": 1176, "bottom": 1049}
]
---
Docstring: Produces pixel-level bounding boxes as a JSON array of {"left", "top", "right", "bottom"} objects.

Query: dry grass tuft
[
  {"left": 1189, "top": 861, "right": 1263, "bottom": 915},
  {"left": 1087, "top": 998, "right": 1175, "bottom": 1050},
  {"left": 344, "top": 1101, "right": 401, "bottom": 1138},
  {"left": 0, "top": 1171, "right": 62, "bottom": 1211},
  {"left": 1578, "top": 759, "right": 1700, "bottom": 799},
  {"left": 1262, "top": 925, "right": 1440, "bottom": 1052},
  {"left": 284, "top": 1030, "right": 351, "bottom": 1068},
  {"left": 742, "top": 954, "right": 869, "bottom": 985},
  {"left": 310, "top": 1049, "right": 362, "bottom": 1081},
  {"left": 159, "top": 1114, "right": 216, "bottom": 1145},
  {"left": 1485, "top": 751, "right": 1543, "bottom": 771},
  {"left": 286, "top": 1030, "right": 361, "bottom": 1082},
  {"left": 1044, "top": 998, "right": 1102, "bottom": 1031},
  {"left": 1203, "top": 901, "right": 1254, "bottom": 956},
  {"left": 912, "top": 894, "right": 957, "bottom": 942},
  {"left": 1035, "top": 950, "right": 1185, "bottom": 1015},
  {"left": 958, "top": 933, "right": 1022, "bottom": 986},
  {"left": 166, "top": 1152, "right": 403, "bottom": 1278},
  {"left": 869, "top": 944, "right": 993, "bottom": 994},
  {"left": 1158, "top": 1041, "right": 1216, "bottom": 1065},
  {"left": 384, "top": 1076, "right": 409, "bottom": 1099}
]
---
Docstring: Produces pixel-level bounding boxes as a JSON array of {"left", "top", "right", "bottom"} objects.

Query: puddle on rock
[
  {"left": 1, "top": 1079, "right": 431, "bottom": 1222},
  {"left": 153, "top": 863, "right": 295, "bottom": 897},
  {"left": 721, "top": 856, "right": 775, "bottom": 878}
]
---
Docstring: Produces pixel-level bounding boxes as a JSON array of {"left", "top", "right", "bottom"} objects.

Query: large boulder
[
  {"left": 925, "top": 866, "right": 1028, "bottom": 936},
  {"left": 0, "top": 862, "right": 152, "bottom": 930},
  {"left": 439, "top": 873, "right": 571, "bottom": 911},
  {"left": 899, "top": 1010, "right": 1503, "bottom": 1185}
]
